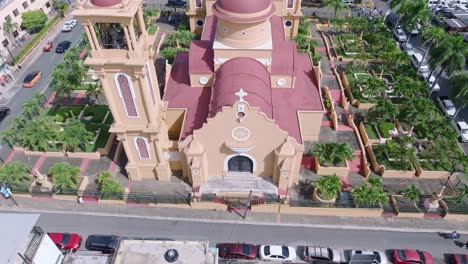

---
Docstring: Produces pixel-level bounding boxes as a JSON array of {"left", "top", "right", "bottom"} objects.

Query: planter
[
  {"left": 315, "top": 160, "right": 350, "bottom": 176},
  {"left": 66, "top": 151, "right": 101, "bottom": 160},
  {"left": 98, "top": 198, "right": 125, "bottom": 205},
  {"left": 312, "top": 188, "right": 336, "bottom": 204},
  {"left": 24, "top": 150, "right": 65, "bottom": 157},
  {"left": 414, "top": 166, "right": 450, "bottom": 179}
]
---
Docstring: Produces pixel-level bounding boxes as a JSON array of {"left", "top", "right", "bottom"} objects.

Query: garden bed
[
  {"left": 372, "top": 144, "right": 413, "bottom": 171},
  {"left": 48, "top": 105, "right": 86, "bottom": 122},
  {"left": 83, "top": 105, "right": 110, "bottom": 124}
]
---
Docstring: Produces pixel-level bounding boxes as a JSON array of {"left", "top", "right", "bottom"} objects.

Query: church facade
[{"left": 73, "top": 0, "right": 324, "bottom": 197}]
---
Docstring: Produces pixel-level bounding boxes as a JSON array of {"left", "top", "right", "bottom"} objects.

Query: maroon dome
[
  {"left": 216, "top": 0, "right": 271, "bottom": 14},
  {"left": 90, "top": 0, "right": 122, "bottom": 7}
]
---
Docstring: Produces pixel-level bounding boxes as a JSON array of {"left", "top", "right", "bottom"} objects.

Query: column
[
  {"left": 84, "top": 25, "right": 97, "bottom": 51},
  {"left": 136, "top": 9, "right": 147, "bottom": 34},
  {"left": 98, "top": 74, "right": 123, "bottom": 128},
  {"left": 123, "top": 26, "right": 134, "bottom": 51},
  {"left": 89, "top": 25, "right": 101, "bottom": 50},
  {"left": 136, "top": 74, "right": 156, "bottom": 126},
  {"left": 127, "top": 21, "right": 138, "bottom": 50}
]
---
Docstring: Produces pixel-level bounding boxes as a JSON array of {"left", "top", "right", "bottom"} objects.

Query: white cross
[{"left": 235, "top": 88, "right": 248, "bottom": 102}]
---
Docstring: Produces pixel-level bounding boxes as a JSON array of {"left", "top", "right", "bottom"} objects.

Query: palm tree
[
  {"left": 418, "top": 26, "right": 446, "bottom": 72},
  {"left": 0, "top": 128, "right": 19, "bottom": 148},
  {"left": 60, "top": 119, "right": 95, "bottom": 152},
  {"left": 399, "top": 0, "right": 430, "bottom": 46},
  {"left": 0, "top": 162, "right": 32, "bottom": 186},
  {"left": 2, "top": 17, "right": 20, "bottom": 45},
  {"left": 21, "top": 99, "right": 40, "bottom": 119},
  {"left": 393, "top": 76, "right": 425, "bottom": 98},
  {"left": 325, "top": 0, "right": 348, "bottom": 18},
  {"left": 19, "top": 116, "right": 61, "bottom": 151},
  {"left": 314, "top": 174, "right": 342, "bottom": 201},
  {"left": 368, "top": 99, "right": 399, "bottom": 121},
  {"left": 32, "top": 92, "right": 46, "bottom": 108},
  {"left": 352, "top": 182, "right": 388, "bottom": 206},
  {"left": 451, "top": 183, "right": 468, "bottom": 205},
  {"left": 97, "top": 171, "right": 123, "bottom": 199},
  {"left": 49, "top": 162, "right": 80, "bottom": 191},
  {"left": 450, "top": 72, "right": 468, "bottom": 120},
  {"left": 85, "top": 82, "right": 103, "bottom": 104},
  {"left": 400, "top": 184, "right": 422, "bottom": 207},
  {"left": 330, "top": 17, "right": 345, "bottom": 32},
  {"left": 312, "top": 142, "right": 355, "bottom": 166}
]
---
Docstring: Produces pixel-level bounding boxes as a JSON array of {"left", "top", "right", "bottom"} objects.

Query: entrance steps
[{"left": 224, "top": 172, "right": 257, "bottom": 182}]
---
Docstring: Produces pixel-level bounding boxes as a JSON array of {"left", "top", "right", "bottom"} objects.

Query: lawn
[
  {"left": 48, "top": 105, "right": 85, "bottom": 122},
  {"left": 80, "top": 124, "right": 111, "bottom": 152},
  {"left": 372, "top": 144, "right": 413, "bottom": 171},
  {"left": 83, "top": 105, "right": 110, "bottom": 123},
  {"left": 364, "top": 124, "right": 378, "bottom": 139},
  {"left": 377, "top": 122, "right": 395, "bottom": 138}
]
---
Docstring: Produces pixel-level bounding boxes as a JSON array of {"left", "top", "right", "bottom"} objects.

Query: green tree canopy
[
  {"left": 19, "top": 116, "right": 61, "bottom": 151},
  {"left": 314, "top": 174, "right": 342, "bottom": 200},
  {"left": 312, "top": 142, "right": 355, "bottom": 166},
  {"left": 49, "top": 162, "right": 80, "bottom": 191},
  {"left": 21, "top": 10, "right": 48, "bottom": 30},
  {"left": 161, "top": 46, "right": 188, "bottom": 64},
  {"left": 0, "top": 162, "right": 32, "bottom": 186},
  {"left": 97, "top": 171, "right": 123, "bottom": 199},
  {"left": 400, "top": 184, "right": 422, "bottom": 205},
  {"left": 60, "top": 119, "right": 95, "bottom": 152}
]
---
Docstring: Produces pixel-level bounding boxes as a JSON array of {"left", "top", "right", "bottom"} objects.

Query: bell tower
[{"left": 73, "top": 0, "right": 172, "bottom": 181}]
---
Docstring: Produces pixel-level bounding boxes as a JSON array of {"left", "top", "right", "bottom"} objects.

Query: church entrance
[{"left": 228, "top": 156, "right": 253, "bottom": 173}]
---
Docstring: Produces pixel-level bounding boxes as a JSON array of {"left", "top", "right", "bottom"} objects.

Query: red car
[
  {"left": 393, "top": 249, "right": 434, "bottom": 264},
  {"left": 48, "top": 232, "right": 82, "bottom": 252},
  {"left": 217, "top": 243, "right": 257, "bottom": 259},
  {"left": 43, "top": 41, "right": 54, "bottom": 52},
  {"left": 450, "top": 254, "right": 468, "bottom": 264}
]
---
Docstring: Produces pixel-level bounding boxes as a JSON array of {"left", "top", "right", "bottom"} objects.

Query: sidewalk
[{"left": 1, "top": 196, "right": 467, "bottom": 233}]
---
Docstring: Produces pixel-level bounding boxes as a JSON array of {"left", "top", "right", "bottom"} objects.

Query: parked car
[
  {"left": 348, "top": 250, "right": 389, "bottom": 264},
  {"left": 0, "top": 106, "right": 10, "bottom": 121},
  {"left": 452, "top": 121, "right": 468, "bottom": 142},
  {"left": 48, "top": 232, "right": 82, "bottom": 253},
  {"left": 392, "top": 249, "right": 434, "bottom": 264},
  {"left": 62, "top": 20, "right": 77, "bottom": 32},
  {"left": 448, "top": 254, "right": 468, "bottom": 264},
  {"left": 438, "top": 96, "right": 457, "bottom": 118},
  {"left": 411, "top": 53, "right": 430, "bottom": 75},
  {"left": 401, "top": 43, "right": 415, "bottom": 56},
  {"left": 425, "top": 75, "right": 440, "bottom": 91},
  {"left": 217, "top": 243, "right": 257, "bottom": 259},
  {"left": 393, "top": 28, "right": 408, "bottom": 42},
  {"left": 167, "top": 0, "right": 187, "bottom": 7},
  {"left": 22, "top": 71, "right": 42, "bottom": 88},
  {"left": 258, "top": 245, "right": 296, "bottom": 262},
  {"left": 85, "top": 235, "right": 119, "bottom": 254},
  {"left": 303, "top": 246, "right": 341, "bottom": 263},
  {"left": 55, "top": 40, "right": 72, "bottom": 53}
]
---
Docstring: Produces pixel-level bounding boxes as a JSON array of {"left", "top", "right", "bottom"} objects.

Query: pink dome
[
  {"left": 90, "top": 0, "right": 122, "bottom": 7},
  {"left": 216, "top": 0, "right": 271, "bottom": 14}
]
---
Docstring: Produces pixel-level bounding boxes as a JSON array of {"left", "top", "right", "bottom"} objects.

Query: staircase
[
  {"left": 349, "top": 150, "right": 364, "bottom": 172},
  {"left": 329, "top": 89, "right": 342, "bottom": 106}
]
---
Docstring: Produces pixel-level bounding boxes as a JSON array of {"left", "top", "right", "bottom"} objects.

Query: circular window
[
  {"left": 277, "top": 78, "right": 286, "bottom": 86},
  {"left": 241, "top": 31, "right": 246, "bottom": 36},
  {"left": 196, "top": 19, "right": 204, "bottom": 27},
  {"left": 199, "top": 76, "right": 209, "bottom": 85},
  {"left": 232, "top": 127, "right": 251, "bottom": 141},
  {"left": 285, "top": 20, "right": 293, "bottom": 27}
]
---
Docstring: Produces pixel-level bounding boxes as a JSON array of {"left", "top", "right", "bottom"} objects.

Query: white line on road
[
  {"left": 49, "top": 53, "right": 57, "bottom": 61},
  {"left": 1, "top": 207, "right": 467, "bottom": 234}
]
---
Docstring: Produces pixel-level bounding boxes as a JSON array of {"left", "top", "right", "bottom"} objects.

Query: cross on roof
[{"left": 235, "top": 88, "right": 248, "bottom": 102}]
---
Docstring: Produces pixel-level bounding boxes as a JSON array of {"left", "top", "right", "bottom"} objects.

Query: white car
[
  {"left": 349, "top": 250, "right": 389, "bottom": 264},
  {"left": 258, "top": 245, "right": 296, "bottom": 262},
  {"left": 393, "top": 28, "right": 407, "bottom": 42},
  {"left": 426, "top": 75, "right": 440, "bottom": 91},
  {"left": 411, "top": 53, "right": 430, "bottom": 75},
  {"left": 69, "top": 19, "right": 78, "bottom": 28},
  {"left": 402, "top": 43, "right": 415, "bottom": 56},
  {"left": 438, "top": 96, "right": 457, "bottom": 118},
  {"left": 62, "top": 20, "right": 77, "bottom": 32},
  {"left": 453, "top": 121, "right": 468, "bottom": 142}
]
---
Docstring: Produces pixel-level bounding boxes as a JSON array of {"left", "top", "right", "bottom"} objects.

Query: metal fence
[
  {"left": 289, "top": 198, "right": 382, "bottom": 209},
  {"left": 124, "top": 192, "right": 190, "bottom": 204}
]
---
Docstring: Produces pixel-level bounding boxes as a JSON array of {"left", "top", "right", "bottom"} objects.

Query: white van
[{"left": 411, "top": 53, "right": 429, "bottom": 72}]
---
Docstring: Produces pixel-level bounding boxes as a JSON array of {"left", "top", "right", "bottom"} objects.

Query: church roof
[
  {"left": 213, "top": 0, "right": 275, "bottom": 23},
  {"left": 210, "top": 57, "right": 273, "bottom": 118},
  {"left": 90, "top": 0, "right": 122, "bottom": 7},
  {"left": 189, "top": 41, "right": 214, "bottom": 74}
]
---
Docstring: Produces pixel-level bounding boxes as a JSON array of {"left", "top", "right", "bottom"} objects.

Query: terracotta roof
[
  {"left": 216, "top": 0, "right": 271, "bottom": 14},
  {"left": 210, "top": 57, "right": 273, "bottom": 118},
  {"left": 201, "top": 16, "right": 217, "bottom": 41},
  {"left": 189, "top": 40, "right": 214, "bottom": 74},
  {"left": 90, "top": 0, "right": 121, "bottom": 7},
  {"left": 163, "top": 53, "right": 211, "bottom": 140},
  {"left": 270, "top": 16, "right": 295, "bottom": 74}
]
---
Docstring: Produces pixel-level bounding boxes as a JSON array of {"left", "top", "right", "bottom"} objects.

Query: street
[
  {"left": 28, "top": 211, "right": 467, "bottom": 262},
  {"left": 0, "top": 20, "right": 84, "bottom": 131}
]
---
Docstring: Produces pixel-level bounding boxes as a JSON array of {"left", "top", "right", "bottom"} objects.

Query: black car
[
  {"left": 0, "top": 106, "right": 10, "bottom": 120},
  {"left": 167, "top": 0, "right": 187, "bottom": 7},
  {"left": 85, "top": 235, "right": 119, "bottom": 254},
  {"left": 55, "top": 40, "right": 72, "bottom": 53}
]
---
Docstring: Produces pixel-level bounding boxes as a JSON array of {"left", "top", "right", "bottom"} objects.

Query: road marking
[
  {"left": 1, "top": 207, "right": 467, "bottom": 234},
  {"left": 49, "top": 53, "right": 57, "bottom": 61}
]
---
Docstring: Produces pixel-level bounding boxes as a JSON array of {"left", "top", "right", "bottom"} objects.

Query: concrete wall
[{"left": 297, "top": 111, "right": 323, "bottom": 141}]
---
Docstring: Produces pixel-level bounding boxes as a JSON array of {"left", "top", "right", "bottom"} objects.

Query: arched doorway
[{"left": 228, "top": 156, "right": 253, "bottom": 173}]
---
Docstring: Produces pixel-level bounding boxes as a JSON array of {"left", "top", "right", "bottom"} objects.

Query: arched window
[
  {"left": 114, "top": 73, "right": 139, "bottom": 118},
  {"left": 145, "top": 63, "right": 156, "bottom": 106},
  {"left": 134, "top": 137, "right": 150, "bottom": 159}
]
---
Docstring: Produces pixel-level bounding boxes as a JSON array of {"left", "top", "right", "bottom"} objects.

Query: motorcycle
[{"left": 43, "top": 41, "right": 54, "bottom": 52}]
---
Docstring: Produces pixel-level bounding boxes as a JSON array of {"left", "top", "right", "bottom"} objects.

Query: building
[
  {"left": 0, "top": 0, "right": 53, "bottom": 74},
  {"left": 0, "top": 213, "right": 64, "bottom": 264},
  {"left": 73, "top": 0, "right": 323, "bottom": 197}
]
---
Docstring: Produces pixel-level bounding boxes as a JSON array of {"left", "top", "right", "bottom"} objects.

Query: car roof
[
  {"left": 307, "top": 246, "right": 331, "bottom": 258},
  {"left": 266, "top": 245, "right": 285, "bottom": 256},
  {"left": 397, "top": 249, "right": 423, "bottom": 262},
  {"left": 457, "top": 121, "right": 468, "bottom": 129},
  {"left": 454, "top": 254, "right": 467, "bottom": 264}
]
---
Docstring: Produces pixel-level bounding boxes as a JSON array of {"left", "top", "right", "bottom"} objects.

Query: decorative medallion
[{"left": 232, "top": 127, "right": 251, "bottom": 141}]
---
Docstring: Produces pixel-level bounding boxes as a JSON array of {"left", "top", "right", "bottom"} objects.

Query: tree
[
  {"left": 32, "top": 92, "right": 46, "bottom": 107},
  {"left": 97, "top": 171, "right": 123, "bottom": 199},
  {"left": 0, "top": 128, "right": 19, "bottom": 148},
  {"left": 368, "top": 99, "right": 399, "bottom": 121},
  {"left": 386, "top": 135, "right": 418, "bottom": 167},
  {"left": 85, "top": 82, "right": 104, "bottom": 104},
  {"left": 165, "top": 30, "right": 194, "bottom": 48},
  {"left": 314, "top": 174, "right": 342, "bottom": 200},
  {"left": 450, "top": 72, "right": 468, "bottom": 119},
  {"left": 19, "top": 116, "right": 61, "bottom": 151},
  {"left": 161, "top": 46, "right": 188, "bottom": 64},
  {"left": 418, "top": 26, "right": 446, "bottom": 71},
  {"left": 393, "top": 76, "right": 426, "bottom": 98},
  {"left": 400, "top": 184, "right": 422, "bottom": 206},
  {"left": 0, "top": 162, "right": 32, "bottom": 186},
  {"left": 60, "top": 119, "right": 94, "bottom": 152},
  {"left": 352, "top": 177, "right": 388, "bottom": 206},
  {"left": 312, "top": 142, "right": 355, "bottom": 166},
  {"left": 22, "top": 98, "right": 41, "bottom": 119},
  {"left": 2, "top": 17, "right": 20, "bottom": 43},
  {"left": 21, "top": 10, "right": 48, "bottom": 30},
  {"left": 49, "top": 162, "right": 80, "bottom": 191},
  {"left": 399, "top": 0, "right": 430, "bottom": 46},
  {"left": 451, "top": 183, "right": 468, "bottom": 205},
  {"left": 325, "top": 0, "right": 348, "bottom": 18}
]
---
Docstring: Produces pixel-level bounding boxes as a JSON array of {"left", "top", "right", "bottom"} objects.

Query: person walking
[{"left": 78, "top": 196, "right": 84, "bottom": 206}]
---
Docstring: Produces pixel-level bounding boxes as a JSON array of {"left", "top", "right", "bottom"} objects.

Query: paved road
[
  {"left": 0, "top": 21, "right": 84, "bottom": 132},
  {"left": 31, "top": 211, "right": 466, "bottom": 262}
]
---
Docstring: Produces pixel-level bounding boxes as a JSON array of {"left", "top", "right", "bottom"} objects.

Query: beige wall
[
  {"left": 297, "top": 111, "right": 324, "bottom": 141},
  {"left": 188, "top": 102, "right": 292, "bottom": 177},
  {"left": 216, "top": 19, "right": 271, "bottom": 49}
]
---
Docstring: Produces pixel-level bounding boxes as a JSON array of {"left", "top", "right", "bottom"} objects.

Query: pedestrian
[
  {"left": 78, "top": 196, "right": 84, "bottom": 206},
  {"left": 451, "top": 231, "right": 459, "bottom": 240}
]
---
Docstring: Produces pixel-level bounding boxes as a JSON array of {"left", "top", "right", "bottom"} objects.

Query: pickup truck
[{"left": 438, "top": 96, "right": 456, "bottom": 118}]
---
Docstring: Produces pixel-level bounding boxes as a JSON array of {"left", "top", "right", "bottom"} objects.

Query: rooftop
[{"left": 112, "top": 240, "right": 217, "bottom": 264}]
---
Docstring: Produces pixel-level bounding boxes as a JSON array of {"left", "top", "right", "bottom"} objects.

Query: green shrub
[
  {"left": 377, "top": 122, "right": 394, "bottom": 138},
  {"left": 364, "top": 124, "right": 378, "bottom": 139}
]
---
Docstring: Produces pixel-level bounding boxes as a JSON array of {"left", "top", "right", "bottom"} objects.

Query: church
[{"left": 73, "top": 0, "right": 324, "bottom": 197}]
